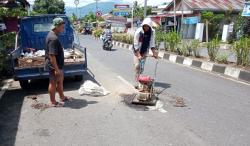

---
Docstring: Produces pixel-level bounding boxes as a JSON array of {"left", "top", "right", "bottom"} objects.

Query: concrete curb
[
  {"left": 0, "top": 79, "right": 13, "bottom": 100},
  {"left": 113, "top": 41, "right": 132, "bottom": 51},
  {"left": 113, "top": 41, "right": 250, "bottom": 83},
  {"left": 164, "top": 52, "right": 250, "bottom": 83}
]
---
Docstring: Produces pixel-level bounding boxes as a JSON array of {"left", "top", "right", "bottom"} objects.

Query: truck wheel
[
  {"left": 19, "top": 80, "right": 29, "bottom": 89},
  {"left": 75, "top": 75, "right": 83, "bottom": 81}
]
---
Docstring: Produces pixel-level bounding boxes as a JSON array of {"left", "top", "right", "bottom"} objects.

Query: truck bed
[
  {"left": 13, "top": 15, "right": 87, "bottom": 83},
  {"left": 15, "top": 49, "right": 85, "bottom": 69}
]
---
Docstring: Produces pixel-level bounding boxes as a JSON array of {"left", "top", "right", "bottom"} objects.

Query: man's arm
[
  {"left": 48, "top": 40, "right": 60, "bottom": 74},
  {"left": 150, "top": 30, "right": 158, "bottom": 58},
  {"left": 133, "top": 29, "right": 142, "bottom": 59},
  {"left": 49, "top": 55, "right": 60, "bottom": 73}
]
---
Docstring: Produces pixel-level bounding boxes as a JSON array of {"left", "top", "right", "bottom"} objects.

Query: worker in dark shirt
[
  {"left": 133, "top": 18, "right": 158, "bottom": 89},
  {"left": 45, "top": 17, "right": 72, "bottom": 107}
]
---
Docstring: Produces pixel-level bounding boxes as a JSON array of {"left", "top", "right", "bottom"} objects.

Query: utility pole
[
  {"left": 95, "top": 0, "right": 100, "bottom": 14},
  {"left": 144, "top": 0, "right": 147, "bottom": 18},
  {"left": 132, "top": 3, "right": 134, "bottom": 29},
  {"left": 74, "top": 0, "right": 79, "bottom": 19},
  {"left": 174, "top": 0, "right": 176, "bottom": 31},
  {"left": 181, "top": 0, "right": 184, "bottom": 37},
  {"left": 181, "top": 0, "right": 184, "bottom": 21}
]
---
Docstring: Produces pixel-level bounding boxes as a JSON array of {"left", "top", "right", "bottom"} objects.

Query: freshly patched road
[{"left": 0, "top": 35, "right": 249, "bottom": 146}]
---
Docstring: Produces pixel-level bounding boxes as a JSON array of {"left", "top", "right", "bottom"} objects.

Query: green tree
[
  {"left": 96, "top": 16, "right": 104, "bottom": 22},
  {"left": 0, "top": 7, "right": 27, "bottom": 17},
  {"left": 83, "top": 12, "right": 97, "bottom": 23},
  {"left": 201, "top": 11, "right": 224, "bottom": 42},
  {"left": 70, "top": 13, "right": 77, "bottom": 22},
  {"left": 132, "top": 1, "right": 152, "bottom": 19},
  {"left": 33, "top": 0, "right": 65, "bottom": 14},
  {"left": 242, "top": 17, "right": 250, "bottom": 37},
  {"left": 224, "top": 8, "right": 233, "bottom": 24}
]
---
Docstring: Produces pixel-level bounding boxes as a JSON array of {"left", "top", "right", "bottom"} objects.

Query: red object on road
[{"left": 137, "top": 75, "right": 152, "bottom": 84}]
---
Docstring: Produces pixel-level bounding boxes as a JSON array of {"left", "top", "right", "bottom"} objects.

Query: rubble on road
[
  {"left": 31, "top": 103, "right": 50, "bottom": 111},
  {"left": 174, "top": 97, "right": 186, "bottom": 107},
  {"left": 26, "top": 95, "right": 38, "bottom": 100}
]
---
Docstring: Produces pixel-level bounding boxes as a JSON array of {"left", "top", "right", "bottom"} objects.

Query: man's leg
[
  {"left": 57, "top": 70, "right": 65, "bottom": 99},
  {"left": 48, "top": 71, "right": 57, "bottom": 104},
  {"left": 134, "top": 55, "right": 140, "bottom": 82}
]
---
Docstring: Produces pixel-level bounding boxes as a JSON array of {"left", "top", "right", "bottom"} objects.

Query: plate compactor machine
[{"left": 132, "top": 57, "right": 159, "bottom": 106}]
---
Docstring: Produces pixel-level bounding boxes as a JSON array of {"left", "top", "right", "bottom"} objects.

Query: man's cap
[{"left": 51, "top": 17, "right": 65, "bottom": 30}]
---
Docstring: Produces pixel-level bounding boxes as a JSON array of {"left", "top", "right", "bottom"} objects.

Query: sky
[{"left": 27, "top": 0, "right": 172, "bottom": 7}]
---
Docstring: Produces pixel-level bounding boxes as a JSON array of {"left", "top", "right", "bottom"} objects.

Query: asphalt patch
[
  {"left": 119, "top": 93, "right": 150, "bottom": 111},
  {"left": 132, "top": 94, "right": 158, "bottom": 106}
]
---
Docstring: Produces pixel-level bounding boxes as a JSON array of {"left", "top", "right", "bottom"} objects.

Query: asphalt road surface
[{"left": 0, "top": 35, "right": 250, "bottom": 146}]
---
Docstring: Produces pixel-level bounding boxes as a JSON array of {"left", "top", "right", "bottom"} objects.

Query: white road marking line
[{"left": 117, "top": 76, "right": 135, "bottom": 90}]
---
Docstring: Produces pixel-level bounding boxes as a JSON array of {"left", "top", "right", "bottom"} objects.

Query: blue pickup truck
[{"left": 10, "top": 14, "right": 87, "bottom": 89}]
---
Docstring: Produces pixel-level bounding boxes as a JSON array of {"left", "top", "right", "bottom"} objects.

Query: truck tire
[
  {"left": 19, "top": 80, "right": 29, "bottom": 90},
  {"left": 75, "top": 75, "right": 83, "bottom": 81}
]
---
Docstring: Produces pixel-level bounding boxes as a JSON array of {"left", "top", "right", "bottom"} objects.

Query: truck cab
[{"left": 11, "top": 14, "right": 87, "bottom": 89}]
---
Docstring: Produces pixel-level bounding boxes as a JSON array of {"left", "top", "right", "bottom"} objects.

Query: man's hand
[
  {"left": 54, "top": 69, "right": 61, "bottom": 78},
  {"left": 135, "top": 51, "right": 142, "bottom": 60},
  {"left": 49, "top": 54, "right": 61, "bottom": 77},
  {"left": 151, "top": 48, "right": 158, "bottom": 59},
  {"left": 137, "top": 55, "right": 142, "bottom": 60}
]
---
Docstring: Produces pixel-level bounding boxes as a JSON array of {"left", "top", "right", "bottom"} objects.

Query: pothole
[
  {"left": 119, "top": 93, "right": 168, "bottom": 112},
  {"left": 119, "top": 93, "right": 150, "bottom": 111},
  {"left": 120, "top": 92, "right": 187, "bottom": 108}
]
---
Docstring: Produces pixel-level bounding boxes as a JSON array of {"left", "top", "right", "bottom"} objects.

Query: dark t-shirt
[
  {"left": 45, "top": 31, "right": 64, "bottom": 71},
  {"left": 139, "top": 29, "right": 152, "bottom": 55}
]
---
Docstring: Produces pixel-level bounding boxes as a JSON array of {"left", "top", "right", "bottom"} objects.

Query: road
[{"left": 0, "top": 35, "right": 250, "bottom": 146}]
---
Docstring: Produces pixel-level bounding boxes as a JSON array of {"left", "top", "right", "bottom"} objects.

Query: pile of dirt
[
  {"left": 173, "top": 97, "right": 186, "bottom": 107},
  {"left": 166, "top": 94, "right": 187, "bottom": 107},
  {"left": 27, "top": 95, "right": 50, "bottom": 111},
  {"left": 31, "top": 103, "right": 50, "bottom": 111}
]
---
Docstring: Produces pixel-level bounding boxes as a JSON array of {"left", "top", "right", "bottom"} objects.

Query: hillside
[{"left": 66, "top": 2, "right": 115, "bottom": 18}]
